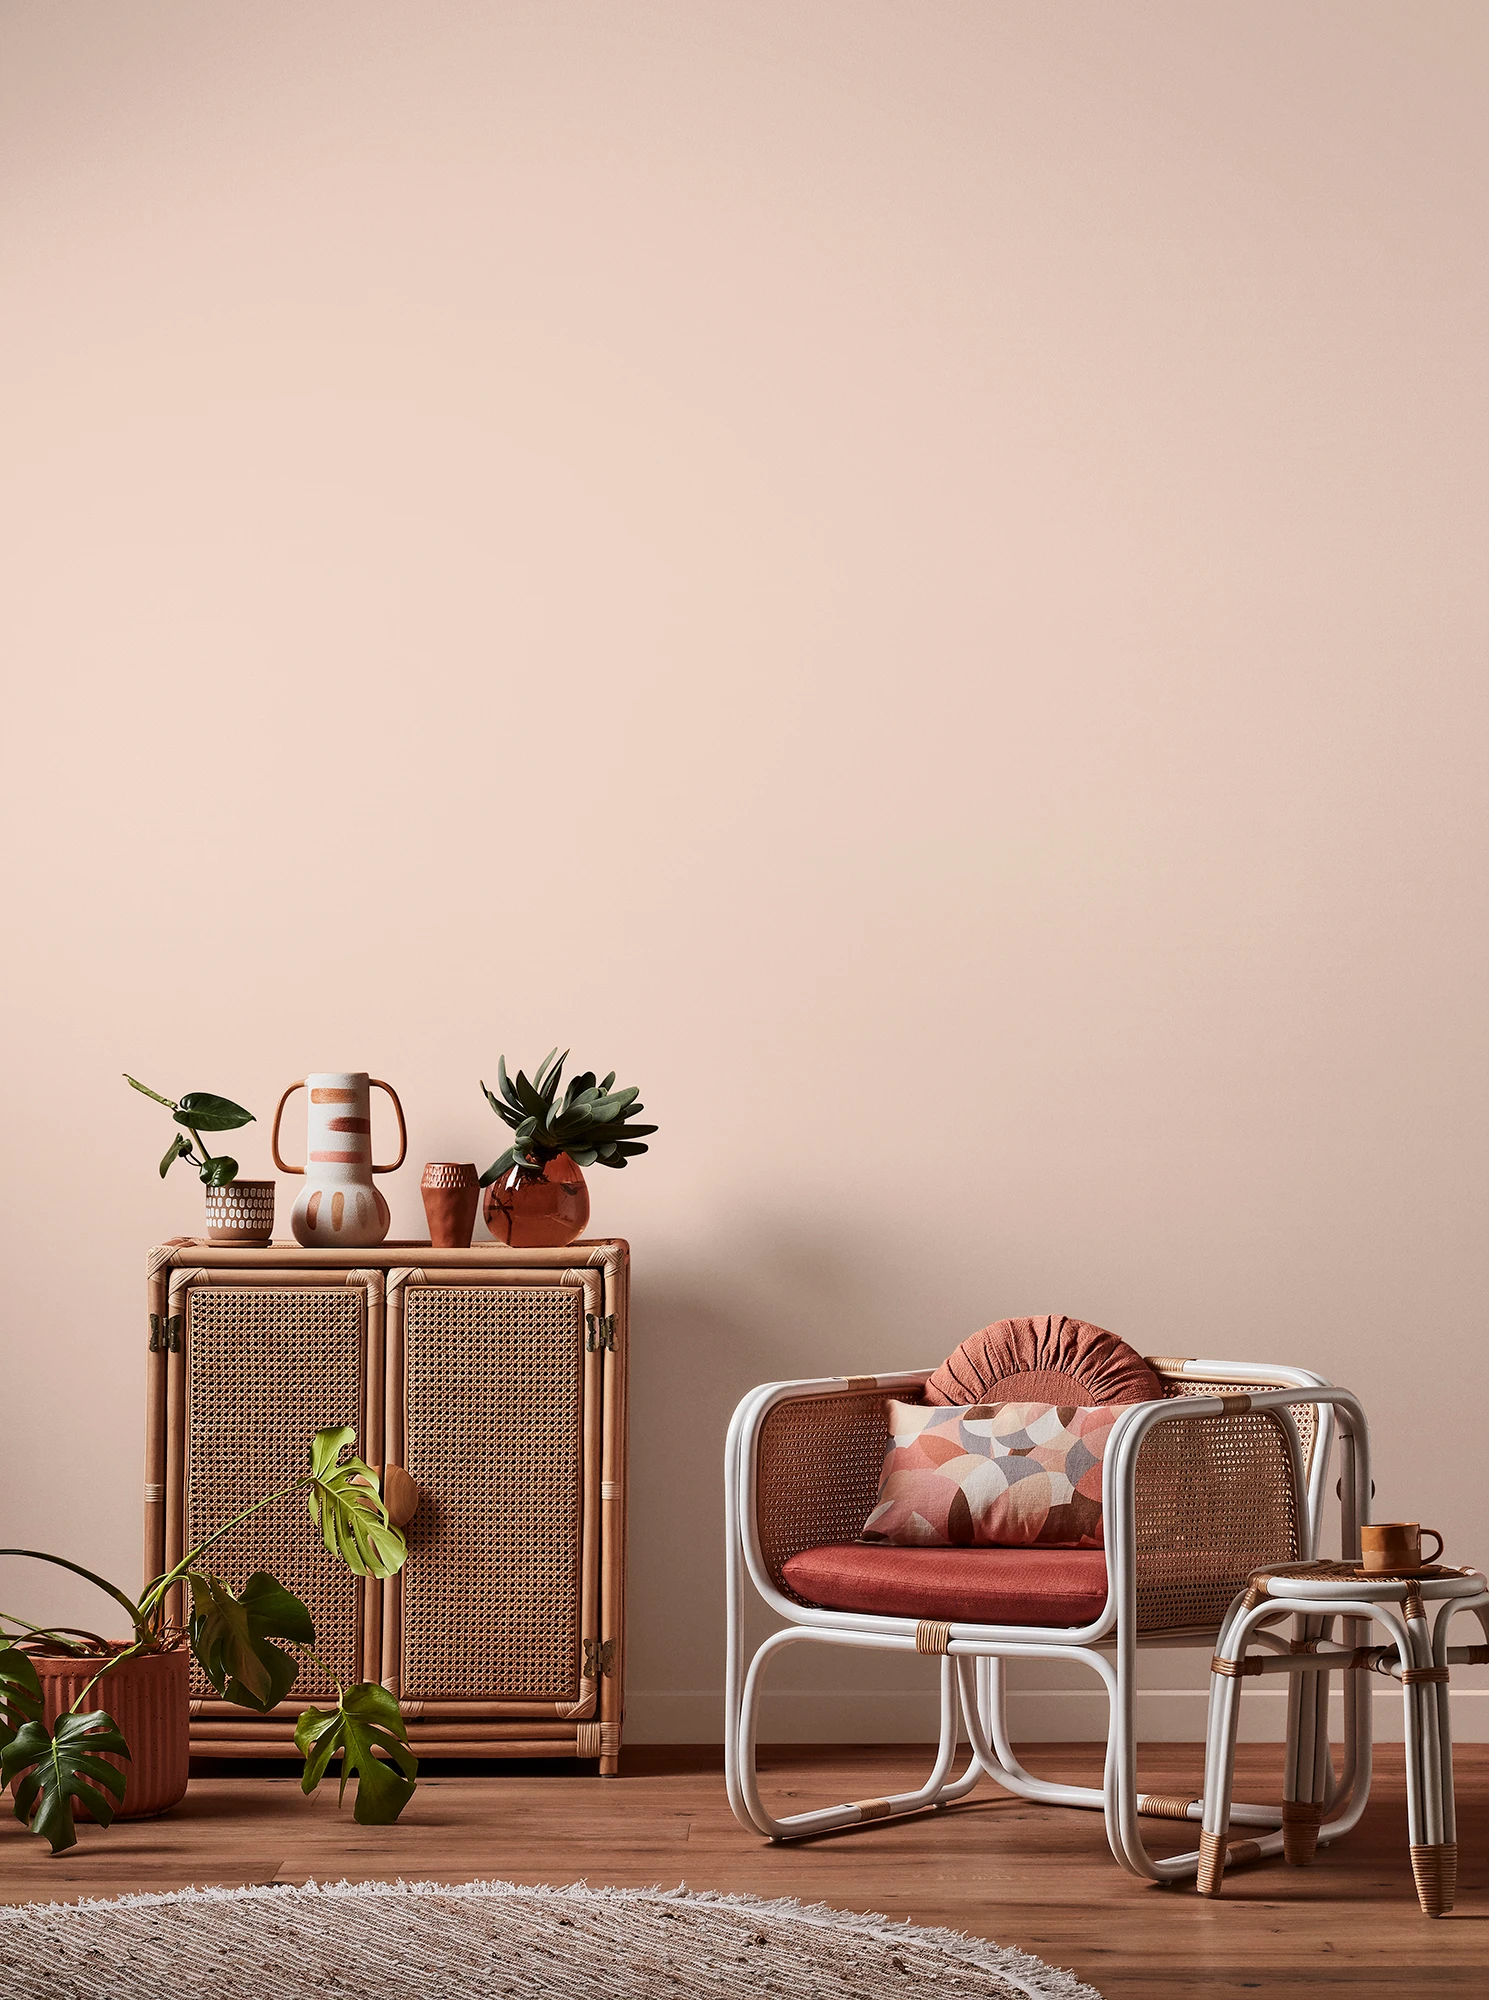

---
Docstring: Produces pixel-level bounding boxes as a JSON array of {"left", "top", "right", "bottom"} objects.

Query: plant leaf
[
  {"left": 173, "top": 1092, "right": 255, "bottom": 1132},
  {"left": 188, "top": 1570, "right": 312, "bottom": 1713},
  {"left": 0, "top": 1646, "right": 43, "bottom": 1758},
  {"left": 305, "top": 1431, "right": 408, "bottom": 1579},
  {"left": 198, "top": 1155, "right": 239, "bottom": 1187},
  {"left": 294, "top": 1682, "right": 417, "bottom": 1825},
  {"left": 3, "top": 1711, "right": 129, "bottom": 1854},
  {"left": 496, "top": 1056, "right": 522, "bottom": 1111},
  {"left": 159, "top": 1133, "right": 191, "bottom": 1178},
  {"left": 478, "top": 1148, "right": 517, "bottom": 1187},
  {"left": 124, "top": 1074, "right": 177, "bottom": 1110}
]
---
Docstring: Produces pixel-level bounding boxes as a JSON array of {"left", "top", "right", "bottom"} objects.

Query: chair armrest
[
  {"left": 1104, "top": 1387, "right": 1369, "bottom": 1638},
  {"left": 728, "top": 1372, "right": 928, "bottom": 1603}
]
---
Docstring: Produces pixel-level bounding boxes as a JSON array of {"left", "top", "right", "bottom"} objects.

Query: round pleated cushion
[{"left": 923, "top": 1314, "right": 1161, "bottom": 1408}]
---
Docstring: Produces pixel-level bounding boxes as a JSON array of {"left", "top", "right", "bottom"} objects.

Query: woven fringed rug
[{"left": 0, "top": 1878, "right": 1103, "bottom": 2000}]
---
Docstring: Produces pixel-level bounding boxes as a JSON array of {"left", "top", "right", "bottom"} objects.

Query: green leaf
[
  {"left": 567, "top": 1148, "right": 599, "bottom": 1167},
  {"left": 305, "top": 1430, "right": 408, "bottom": 1579},
  {"left": 599, "top": 1072, "right": 615, "bottom": 1092},
  {"left": 295, "top": 1682, "right": 417, "bottom": 1825},
  {"left": 159, "top": 1133, "right": 191, "bottom": 1178},
  {"left": 198, "top": 1155, "right": 239, "bottom": 1187},
  {"left": 124, "top": 1074, "right": 178, "bottom": 1110},
  {"left": 0, "top": 1646, "right": 42, "bottom": 1759},
  {"left": 188, "top": 1570, "right": 312, "bottom": 1713},
  {"left": 480, "top": 1079, "right": 520, "bottom": 1131},
  {"left": 495, "top": 1056, "right": 523, "bottom": 1111},
  {"left": 531, "top": 1048, "right": 565, "bottom": 1097},
  {"left": 173, "top": 1092, "right": 255, "bottom": 1133},
  {"left": 3, "top": 1711, "right": 129, "bottom": 1854},
  {"left": 478, "top": 1149, "right": 517, "bottom": 1187}
]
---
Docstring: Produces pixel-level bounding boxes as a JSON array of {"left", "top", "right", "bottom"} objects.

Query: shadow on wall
[{"left": 622, "top": 1211, "right": 1001, "bottom": 1726}]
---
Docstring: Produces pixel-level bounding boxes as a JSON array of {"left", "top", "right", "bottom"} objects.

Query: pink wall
[{"left": 2, "top": 2, "right": 1486, "bottom": 1741}]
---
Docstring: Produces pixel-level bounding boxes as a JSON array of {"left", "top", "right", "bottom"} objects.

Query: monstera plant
[
  {"left": 124, "top": 1073, "right": 255, "bottom": 1187},
  {"left": 0, "top": 1428, "right": 416, "bottom": 1853}
]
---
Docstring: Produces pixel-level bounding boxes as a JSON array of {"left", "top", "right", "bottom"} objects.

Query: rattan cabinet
[{"left": 144, "top": 1240, "right": 628, "bottom": 1771}]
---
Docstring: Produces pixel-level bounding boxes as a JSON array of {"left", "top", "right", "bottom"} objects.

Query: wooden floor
[{"left": 1, "top": 1743, "right": 1483, "bottom": 1997}]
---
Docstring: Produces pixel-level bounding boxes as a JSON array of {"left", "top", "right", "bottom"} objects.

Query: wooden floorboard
[{"left": 0, "top": 1743, "right": 1483, "bottom": 1997}]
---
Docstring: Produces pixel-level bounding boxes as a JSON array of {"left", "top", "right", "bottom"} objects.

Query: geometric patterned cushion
[{"left": 860, "top": 1399, "right": 1119, "bottom": 1550}]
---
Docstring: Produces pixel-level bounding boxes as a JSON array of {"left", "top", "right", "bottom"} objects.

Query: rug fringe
[{"left": 0, "top": 1876, "right": 1101, "bottom": 2000}]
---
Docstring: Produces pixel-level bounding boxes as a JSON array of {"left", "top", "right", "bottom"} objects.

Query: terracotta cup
[
  {"left": 421, "top": 1161, "right": 480, "bottom": 1247},
  {"left": 1361, "top": 1522, "right": 1444, "bottom": 1572}
]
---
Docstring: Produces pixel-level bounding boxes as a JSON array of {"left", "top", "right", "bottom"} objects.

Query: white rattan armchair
[{"left": 725, "top": 1356, "right": 1373, "bottom": 1883}]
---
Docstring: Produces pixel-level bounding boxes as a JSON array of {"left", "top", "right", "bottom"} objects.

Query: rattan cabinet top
[{"left": 148, "top": 1239, "right": 629, "bottom": 1277}]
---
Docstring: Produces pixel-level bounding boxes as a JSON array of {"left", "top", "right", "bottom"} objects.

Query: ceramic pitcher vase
[{"left": 271, "top": 1072, "right": 406, "bottom": 1247}]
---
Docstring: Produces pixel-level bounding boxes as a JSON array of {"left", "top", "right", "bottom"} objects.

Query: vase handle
[
  {"left": 270, "top": 1080, "right": 306, "bottom": 1174},
  {"left": 370, "top": 1079, "right": 408, "bottom": 1174}
]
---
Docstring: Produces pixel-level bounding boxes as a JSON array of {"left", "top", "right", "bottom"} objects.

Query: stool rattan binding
[
  {"left": 145, "top": 1240, "right": 628, "bottom": 1771},
  {"left": 1200, "top": 1559, "right": 1489, "bottom": 1913}
]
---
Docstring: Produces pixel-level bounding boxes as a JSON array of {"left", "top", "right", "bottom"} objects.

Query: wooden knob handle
[{"left": 381, "top": 1464, "right": 420, "bottom": 1529}]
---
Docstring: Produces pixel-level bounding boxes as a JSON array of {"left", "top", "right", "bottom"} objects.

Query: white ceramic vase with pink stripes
[{"left": 270, "top": 1071, "right": 407, "bottom": 1247}]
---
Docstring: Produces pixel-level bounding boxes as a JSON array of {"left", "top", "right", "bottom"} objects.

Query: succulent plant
[{"left": 479, "top": 1050, "right": 657, "bottom": 1186}]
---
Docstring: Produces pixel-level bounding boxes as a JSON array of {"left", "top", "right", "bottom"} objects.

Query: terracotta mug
[
  {"left": 421, "top": 1162, "right": 479, "bottom": 1248},
  {"left": 1360, "top": 1522, "right": 1443, "bottom": 1572}
]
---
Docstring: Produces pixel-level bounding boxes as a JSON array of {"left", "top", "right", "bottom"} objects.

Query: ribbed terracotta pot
[
  {"left": 421, "top": 1161, "right": 480, "bottom": 1248},
  {"left": 29, "top": 1646, "right": 190, "bottom": 1820},
  {"left": 482, "top": 1154, "right": 590, "bottom": 1247}
]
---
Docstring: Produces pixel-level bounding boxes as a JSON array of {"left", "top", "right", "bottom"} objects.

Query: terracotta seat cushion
[
  {"left": 924, "top": 1314, "right": 1161, "bottom": 1409},
  {"left": 782, "top": 1542, "right": 1109, "bottom": 1627}
]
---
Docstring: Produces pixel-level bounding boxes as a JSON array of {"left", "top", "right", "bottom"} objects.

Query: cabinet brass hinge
[
  {"left": 148, "top": 1313, "right": 182, "bottom": 1353},
  {"left": 583, "top": 1638, "right": 616, "bottom": 1679},
  {"left": 585, "top": 1313, "right": 617, "bottom": 1353}
]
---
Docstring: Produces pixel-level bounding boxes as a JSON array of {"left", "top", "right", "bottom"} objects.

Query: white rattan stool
[{"left": 1199, "top": 1558, "right": 1489, "bottom": 1915}]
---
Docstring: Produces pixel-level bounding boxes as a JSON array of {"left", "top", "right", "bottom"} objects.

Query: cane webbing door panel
[
  {"left": 170, "top": 1275, "right": 373, "bottom": 1700},
  {"left": 389, "top": 1278, "right": 599, "bottom": 1708}
]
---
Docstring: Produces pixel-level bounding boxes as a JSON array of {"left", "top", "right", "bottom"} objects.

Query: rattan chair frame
[
  {"left": 725, "top": 1358, "right": 1364, "bottom": 1881},
  {"left": 146, "top": 1240, "right": 628, "bottom": 1772}
]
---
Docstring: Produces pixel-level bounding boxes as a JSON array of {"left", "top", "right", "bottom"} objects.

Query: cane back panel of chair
[
  {"left": 1132, "top": 1377, "right": 1313, "bottom": 1634},
  {"left": 184, "top": 1285, "right": 366, "bottom": 1700},
  {"left": 399, "top": 1285, "right": 586, "bottom": 1702},
  {"left": 755, "top": 1389, "right": 890, "bottom": 1604}
]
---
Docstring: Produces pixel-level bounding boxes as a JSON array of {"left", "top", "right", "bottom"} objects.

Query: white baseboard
[{"left": 625, "top": 1687, "right": 1489, "bottom": 1744}]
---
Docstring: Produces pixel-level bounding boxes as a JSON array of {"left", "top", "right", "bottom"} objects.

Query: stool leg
[
  {"left": 1198, "top": 1663, "right": 1245, "bottom": 1895},
  {"left": 1282, "top": 1613, "right": 1329, "bottom": 1864},
  {"left": 1397, "top": 1598, "right": 1454, "bottom": 1918}
]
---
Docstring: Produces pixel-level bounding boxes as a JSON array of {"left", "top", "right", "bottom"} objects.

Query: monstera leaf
[
  {"left": 0, "top": 1646, "right": 42, "bottom": 1758},
  {"left": 305, "top": 1428, "right": 407, "bottom": 1579},
  {"left": 173, "top": 1091, "right": 256, "bottom": 1133},
  {"left": 295, "top": 1682, "right": 417, "bottom": 1825},
  {"left": 2, "top": 1710, "right": 130, "bottom": 1854},
  {"left": 188, "top": 1571, "right": 313, "bottom": 1712}
]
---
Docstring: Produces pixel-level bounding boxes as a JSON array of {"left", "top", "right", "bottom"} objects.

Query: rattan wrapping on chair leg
[
  {"left": 1282, "top": 1798, "right": 1324, "bottom": 1864},
  {"left": 915, "top": 1621, "right": 951, "bottom": 1655},
  {"left": 1196, "top": 1829, "right": 1226, "bottom": 1896},
  {"left": 1138, "top": 1794, "right": 1199, "bottom": 1821},
  {"left": 1410, "top": 1843, "right": 1457, "bottom": 1917}
]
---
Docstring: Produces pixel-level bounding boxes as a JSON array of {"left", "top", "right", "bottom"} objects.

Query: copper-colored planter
[
  {"left": 29, "top": 1646, "right": 190, "bottom": 1820},
  {"left": 482, "top": 1154, "right": 590, "bottom": 1247},
  {"left": 421, "top": 1161, "right": 480, "bottom": 1248}
]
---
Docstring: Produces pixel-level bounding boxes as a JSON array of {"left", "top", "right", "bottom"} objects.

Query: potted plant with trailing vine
[
  {"left": 0, "top": 1429, "right": 417, "bottom": 1853},
  {"left": 123, "top": 1073, "right": 276, "bottom": 1244},
  {"left": 479, "top": 1050, "right": 657, "bottom": 1247}
]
